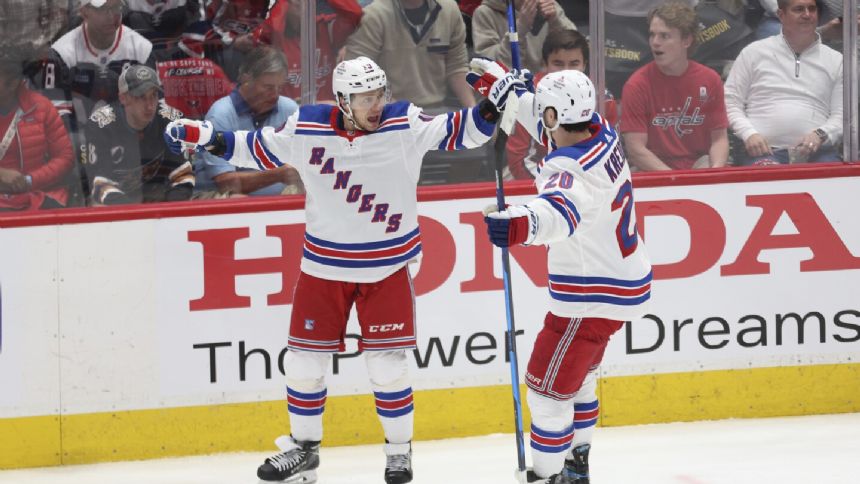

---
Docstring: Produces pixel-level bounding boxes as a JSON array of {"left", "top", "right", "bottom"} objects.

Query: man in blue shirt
[{"left": 195, "top": 46, "right": 301, "bottom": 196}]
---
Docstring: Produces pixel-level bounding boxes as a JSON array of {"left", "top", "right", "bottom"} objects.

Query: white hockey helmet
[
  {"left": 534, "top": 70, "right": 595, "bottom": 131},
  {"left": 332, "top": 56, "right": 388, "bottom": 117}
]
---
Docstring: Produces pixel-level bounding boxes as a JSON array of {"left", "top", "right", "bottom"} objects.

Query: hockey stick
[{"left": 492, "top": 1, "right": 527, "bottom": 482}]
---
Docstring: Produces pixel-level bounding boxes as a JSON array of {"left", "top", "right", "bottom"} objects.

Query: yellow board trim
[{"left": 2, "top": 363, "right": 859, "bottom": 469}]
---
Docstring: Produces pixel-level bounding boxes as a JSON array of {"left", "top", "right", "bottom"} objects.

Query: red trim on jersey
[
  {"left": 304, "top": 236, "right": 421, "bottom": 260},
  {"left": 548, "top": 282, "right": 650, "bottom": 297},
  {"left": 253, "top": 135, "right": 278, "bottom": 170},
  {"left": 447, "top": 110, "right": 462, "bottom": 151},
  {"left": 578, "top": 141, "right": 607, "bottom": 167},
  {"left": 331, "top": 108, "right": 368, "bottom": 142}
]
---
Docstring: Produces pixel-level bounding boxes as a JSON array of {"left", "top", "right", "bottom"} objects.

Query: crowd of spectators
[{"left": 0, "top": 0, "right": 856, "bottom": 213}]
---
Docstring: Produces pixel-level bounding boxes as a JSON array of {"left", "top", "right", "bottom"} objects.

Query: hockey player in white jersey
[
  {"left": 478, "top": 64, "right": 652, "bottom": 483},
  {"left": 164, "top": 57, "right": 523, "bottom": 484}
]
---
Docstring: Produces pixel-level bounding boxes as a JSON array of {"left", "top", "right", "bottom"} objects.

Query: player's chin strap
[
  {"left": 337, "top": 96, "right": 359, "bottom": 131},
  {"left": 541, "top": 116, "right": 560, "bottom": 147}
]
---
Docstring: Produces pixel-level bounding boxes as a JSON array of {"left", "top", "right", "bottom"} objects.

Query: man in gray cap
[{"left": 83, "top": 64, "right": 194, "bottom": 205}]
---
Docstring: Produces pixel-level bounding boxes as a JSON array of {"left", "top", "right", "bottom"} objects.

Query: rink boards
[{"left": 1, "top": 165, "right": 859, "bottom": 469}]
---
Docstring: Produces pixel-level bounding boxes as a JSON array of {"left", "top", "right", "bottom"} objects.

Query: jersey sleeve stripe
[
  {"left": 446, "top": 110, "right": 462, "bottom": 151},
  {"left": 245, "top": 132, "right": 266, "bottom": 170},
  {"left": 253, "top": 131, "right": 282, "bottom": 169},
  {"left": 470, "top": 105, "right": 496, "bottom": 136},
  {"left": 539, "top": 192, "right": 581, "bottom": 235},
  {"left": 454, "top": 109, "right": 467, "bottom": 150}
]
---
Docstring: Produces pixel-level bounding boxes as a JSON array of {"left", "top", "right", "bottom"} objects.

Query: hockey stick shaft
[{"left": 493, "top": 0, "right": 527, "bottom": 477}]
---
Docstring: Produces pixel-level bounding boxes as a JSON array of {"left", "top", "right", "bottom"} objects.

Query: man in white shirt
[{"left": 725, "top": 0, "right": 843, "bottom": 165}]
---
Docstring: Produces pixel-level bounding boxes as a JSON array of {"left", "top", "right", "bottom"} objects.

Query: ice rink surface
[{"left": 1, "top": 413, "right": 858, "bottom": 484}]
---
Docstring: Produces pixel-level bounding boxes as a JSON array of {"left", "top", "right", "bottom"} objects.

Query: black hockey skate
[
  {"left": 526, "top": 469, "right": 575, "bottom": 483},
  {"left": 384, "top": 441, "right": 413, "bottom": 484},
  {"left": 562, "top": 443, "right": 590, "bottom": 483},
  {"left": 257, "top": 435, "right": 320, "bottom": 483}
]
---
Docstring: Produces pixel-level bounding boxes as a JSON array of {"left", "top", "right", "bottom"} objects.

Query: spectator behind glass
[
  {"left": 196, "top": 46, "right": 301, "bottom": 197},
  {"left": 123, "top": 0, "right": 203, "bottom": 50},
  {"left": 505, "top": 29, "right": 620, "bottom": 180},
  {"left": 345, "top": 0, "right": 476, "bottom": 112},
  {"left": 36, "top": 0, "right": 154, "bottom": 121},
  {"left": 251, "top": 0, "right": 363, "bottom": 103},
  {"left": 153, "top": 32, "right": 236, "bottom": 120},
  {"left": 725, "top": 0, "right": 842, "bottom": 165},
  {"left": 818, "top": 1, "right": 860, "bottom": 50},
  {"left": 0, "top": 0, "right": 68, "bottom": 57},
  {"left": 620, "top": 1, "right": 729, "bottom": 171},
  {"left": 0, "top": 60, "right": 73, "bottom": 212},
  {"left": 754, "top": 0, "right": 782, "bottom": 39},
  {"left": 471, "top": 0, "right": 577, "bottom": 74},
  {"left": 83, "top": 64, "right": 194, "bottom": 205},
  {"left": 183, "top": 0, "right": 274, "bottom": 80}
]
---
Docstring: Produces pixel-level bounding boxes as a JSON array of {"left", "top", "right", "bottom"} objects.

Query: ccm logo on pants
[{"left": 368, "top": 323, "right": 405, "bottom": 333}]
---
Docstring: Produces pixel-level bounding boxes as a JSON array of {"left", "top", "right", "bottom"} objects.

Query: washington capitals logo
[{"left": 651, "top": 96, "right": 705, "bottom": 138}]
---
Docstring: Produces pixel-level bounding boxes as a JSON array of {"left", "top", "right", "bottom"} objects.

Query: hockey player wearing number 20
[
  {"left": 483, "top": 69, "right": 652, "bottom": 483},
  {"left": 164, "top": 57, "right": 515, "bottom": 483}
]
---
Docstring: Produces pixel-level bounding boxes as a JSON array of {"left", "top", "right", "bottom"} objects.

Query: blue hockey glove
[{"left": 483, "top": 204, "right": 535, "bottom": 247}]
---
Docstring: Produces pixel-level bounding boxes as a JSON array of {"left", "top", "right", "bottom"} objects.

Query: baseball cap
[
  {"left": 79, "top": 0, "right": 109, "bottom": 7},
  {"left": 118, "top": 65, "right": 162, "bottom": 96}
]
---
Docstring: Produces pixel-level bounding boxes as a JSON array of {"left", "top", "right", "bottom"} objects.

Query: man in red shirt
[
  {"left": 251, "top": 0, "right": 363, "bottom": 103},
  {"left": 620, "top": 1, "right": 729, "bottom": 171}
]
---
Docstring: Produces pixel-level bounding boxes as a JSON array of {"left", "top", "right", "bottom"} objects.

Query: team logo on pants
[{"left": 304, "top": 319, "right": 315, "bottom": 331}]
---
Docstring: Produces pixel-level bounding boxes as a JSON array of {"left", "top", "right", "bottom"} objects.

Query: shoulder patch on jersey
[
  {"left": 89, "top": 104, "right": 116, "bottom": 128},
  {"left": 158, "top": 100, "right": 184, "bottom": 121},
  {"left": 381, "top": 101, "right": 410, "bottom": 121},
  {"left": 298, "top": 104, "right": 336, "bottom": 124}
]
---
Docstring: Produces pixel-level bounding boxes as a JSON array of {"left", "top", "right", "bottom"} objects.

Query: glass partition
[{"left": 596, "top": 0, "right": 858, "bottom": 172}]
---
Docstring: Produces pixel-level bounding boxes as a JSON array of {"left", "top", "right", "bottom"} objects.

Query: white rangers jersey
[
  {"left": 512, "top": 93, "right": 652, "bottom": 321},
  {"left": 224, "top": 101, "right": 496, "bottom": 282}
]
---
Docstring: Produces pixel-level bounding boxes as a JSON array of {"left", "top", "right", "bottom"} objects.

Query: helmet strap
[{"left": 337, "top": 93, "right": 358, "bottom": 131}]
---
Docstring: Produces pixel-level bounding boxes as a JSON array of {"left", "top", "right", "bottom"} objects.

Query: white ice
[{"left": 1, "top": 413, "right": 858, "bottom": 484}]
